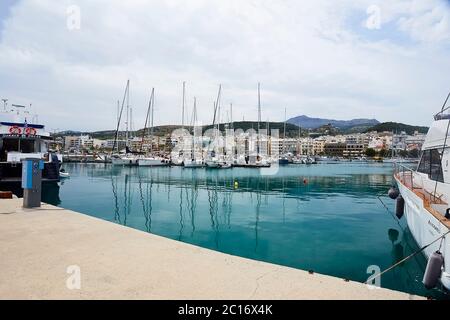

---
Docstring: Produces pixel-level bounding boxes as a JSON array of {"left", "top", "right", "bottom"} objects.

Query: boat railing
[
  {"left": 394, "top": 162, "right": 423, "bottom": 191},
  {"left": 394, "top": 162, "right": 442, "bottom": 204}
]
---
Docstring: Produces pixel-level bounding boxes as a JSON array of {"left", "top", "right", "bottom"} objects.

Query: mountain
[
  {"left": 287, "top": 115, "right": 379, "bottom": 130},
  {"left": 366, "top": 122, "right": 429, "bottom": 135}
]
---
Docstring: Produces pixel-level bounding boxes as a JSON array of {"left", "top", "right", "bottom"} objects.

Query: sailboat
[
  {"left": 393, "top": 92, "right": 450, "bottom": 291},
  {"left": 138, "top": 88, "right": 169, "bottom": 167},
  {"left": 111, "top": 80, "right": 138, "bottom": 166},
  {"left": 205, "top": 85, "right": 222, "bottom": 168},
  {"left": 184, "top": 97, "right": 205, "bottom": 168}
]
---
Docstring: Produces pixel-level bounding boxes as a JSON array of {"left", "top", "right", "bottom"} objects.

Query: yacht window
[
  {"left": 418, "top": 150, "right": 430, "bottom": 175},
  {"left": 417, "top": 149, "right": 444, "bottom": 182},
  {"left": 430, "top": 149, "right": 444, "bottom": 182}
]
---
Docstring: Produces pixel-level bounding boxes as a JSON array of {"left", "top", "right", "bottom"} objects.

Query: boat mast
[
  {"left": 257, "top": 83, "right": 262, "bottom": 157},
  {"left": 192, "top": 97, "right": 197, "bottom": 159},
  {"left": 230, "top": 103, "right": 233, "bottom": 130},
  {"left": 125, "top": 81, "right": 130, "bottom": 148},
  {"left": 182, "top": 81, "right": 186, "bottom": 130},
  {"left": 112, "top": 79, "right": 130, "bottom": 155},
  {"left": 141, "top": 88, "right": 154, "bottom": 153},
  {"left": 283, "top": 107, "right": 287, "bottom": 155},
  {"left": 150, "top": 89, "right": 155, "bottom": 153}
]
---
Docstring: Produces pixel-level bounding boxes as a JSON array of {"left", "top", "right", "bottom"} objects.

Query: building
[
  {"left": 324, "top": 142, "right": 346, "bottom": 157},
  {"left": 343, "top": 143, "right": 365, "bottom": 157}
]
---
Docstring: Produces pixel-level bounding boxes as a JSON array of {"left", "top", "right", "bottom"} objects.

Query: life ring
[
  {"left": 25, "top": 127, "right": 37, "bottom": 135},
  {"left": 9, "top": 126, "right": 21, "bottom": 134}
]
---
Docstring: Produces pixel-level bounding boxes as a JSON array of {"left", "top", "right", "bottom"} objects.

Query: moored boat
[
  {"left": 393, "top": 95, "right": 450, "bottom": 291},
  {"left": 0, "top": 103, "right": 60, "bottom": 184}
]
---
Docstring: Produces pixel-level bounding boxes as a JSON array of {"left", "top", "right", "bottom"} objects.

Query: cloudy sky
[{"left": 0, "top": 0, "right": 449, "bottom": 131}]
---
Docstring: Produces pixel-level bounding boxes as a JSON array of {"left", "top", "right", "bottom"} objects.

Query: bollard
[{"left": 21, "top": 158, "right": 44, "bottom": 208}]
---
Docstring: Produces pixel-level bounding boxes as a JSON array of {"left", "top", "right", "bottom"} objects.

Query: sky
[{"left": 0, "top": 0, "right": 449, "bottom": 132}]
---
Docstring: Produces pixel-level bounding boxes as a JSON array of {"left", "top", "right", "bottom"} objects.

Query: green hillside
[{"left": 366, "top": 122, "right": 429, "bottom": 135}]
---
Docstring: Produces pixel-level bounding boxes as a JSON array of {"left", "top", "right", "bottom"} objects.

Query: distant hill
[
  {"left": 60, "top": 121, "right": 305, "bottom": 140},
  {"left": 287, "top": 115, "right": 379, "bottom": 130},
  {"left": 366, "top": 122, "right": 429, "bottom": 135}
]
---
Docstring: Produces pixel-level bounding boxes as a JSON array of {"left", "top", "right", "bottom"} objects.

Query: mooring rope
[{"left": 367, "top": 229, "right": 450, "bottom": 283}]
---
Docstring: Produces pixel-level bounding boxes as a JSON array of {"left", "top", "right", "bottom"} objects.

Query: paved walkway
[{"left": 0, "top": 199, "right": 422, "bottom": 300}]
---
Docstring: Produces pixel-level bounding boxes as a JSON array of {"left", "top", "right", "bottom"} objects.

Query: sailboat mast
[
  {"left": 257, "top": 83, "right": 261, "bottom": 131},
  {"left": 283, "top": 108, "right": 287, "bottom": 154},
  {"left": 150, "top": 89, "right": 155, "bottom": 153},
  {"left": 112, "top": 79, "right": 129, "bottom": 155},
  {"left": 257, "top": 83, "right": 261, "bottom": 156},
  {"left": 126, "top": 81, "right": 130, "bottom": 146},
  {"left": 230, "top": 103, "right": 233, "bottom": 130},
  {"left": 192, "top": 97, "right": 197, "bottom": 159},
  {"left": 182, "top": 81, "right": 186, "bottom": 130},
  {"left": 141, "top": 88, "right": 154, "bottom": 153}
]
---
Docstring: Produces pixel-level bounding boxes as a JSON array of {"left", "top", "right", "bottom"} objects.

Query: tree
[
  {"left": 408, "top": 148, "right": 420, "bottom": 158},
  {"left": 365, "top": 148, "right": 376, "bottom": 157},
  {"left": 378, "top": 148, "right": 388, "bottom": 157}
]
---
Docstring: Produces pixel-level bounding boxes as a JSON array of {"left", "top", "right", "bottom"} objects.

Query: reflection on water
[{"left": 47, "top": 163, "right": 448, "bottom": 299}]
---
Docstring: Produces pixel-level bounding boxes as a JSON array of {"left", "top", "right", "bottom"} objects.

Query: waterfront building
[{"left": 324, "top": 142, "right": 346, "bottom": 157}]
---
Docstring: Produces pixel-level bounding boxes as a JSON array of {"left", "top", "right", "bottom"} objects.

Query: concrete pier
[{"left": 0, "top": 199, "right": 422, "bottom": 300}]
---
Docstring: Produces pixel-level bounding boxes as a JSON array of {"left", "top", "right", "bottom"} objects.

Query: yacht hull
[
  {"left": 138, "top": 159, "right": 168, "bottom": 167},
  {"left": 111, "top": 158, "right": 137, "bottom": 166},
  {"left": 395, "top": 175, "right": 450, "bottom": 290}
]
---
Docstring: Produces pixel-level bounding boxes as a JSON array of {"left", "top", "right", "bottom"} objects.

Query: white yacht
[
  {"left": 111, "top": 153, "right": 138, "bottom": 166},
  {"left": 138, "top": 156, "right": 169, "bottom": 167},
  {"left": 393, "top": 102, "right": 450, "bottom": 290},
  {"left": 183, "top": 158, "right": 205, "bottom": 168}
]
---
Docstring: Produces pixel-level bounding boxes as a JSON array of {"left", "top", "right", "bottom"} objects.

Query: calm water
[{"left": 41, "top": 163, "right": 448, "bottom": 298}]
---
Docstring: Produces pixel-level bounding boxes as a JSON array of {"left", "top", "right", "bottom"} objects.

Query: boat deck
[{"left": 395, "top": 172, "right": 450, "bottom": 229}]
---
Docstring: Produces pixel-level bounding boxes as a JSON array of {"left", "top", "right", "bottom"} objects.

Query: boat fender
[
  {"left": 388, "top": 187, "right": 400, "bottom": 200},
  {"left": 423, "top": 251, "right": 444, "bottom": 290},
  {"left": 396, "top": 196, "right": 405, "bottom": 219},
  {"left": 445, "top": 208, "right": 450, "bottom": 220}
]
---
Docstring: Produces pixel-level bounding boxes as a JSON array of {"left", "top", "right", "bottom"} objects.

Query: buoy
[
  {"left": 303, "top": 179, "right": 308, "bottom": 185},
  {"left": 234, "top": 181, "right": 239, "bottom": 189},
  {"left": 388, "top": 187, "right": 400, "bottom": 200},
  {"left": 396, "top": 195, "right": 405, "bottom": 219},
  {"left": 423, "top": 251, "right": 444, "bottom": 289}
]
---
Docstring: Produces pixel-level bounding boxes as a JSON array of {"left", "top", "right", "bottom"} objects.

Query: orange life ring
[
  {"left": 9, "top": 126, "right": 21, "bottom": 134},
  {"left": 25, "top": 127, "right": 37, "bottom": 135}
]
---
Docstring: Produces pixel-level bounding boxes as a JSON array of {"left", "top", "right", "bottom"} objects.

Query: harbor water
[{"left": 42, "top": 163, "right": 448, "bottom": 298}]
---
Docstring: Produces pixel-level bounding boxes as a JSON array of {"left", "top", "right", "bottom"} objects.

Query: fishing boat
[
  {"left": 392, "top": 93, "right": 450, "bottom": 291},
  {"left": 0, "top": 102, "right": 60, "bottom": 184}
]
